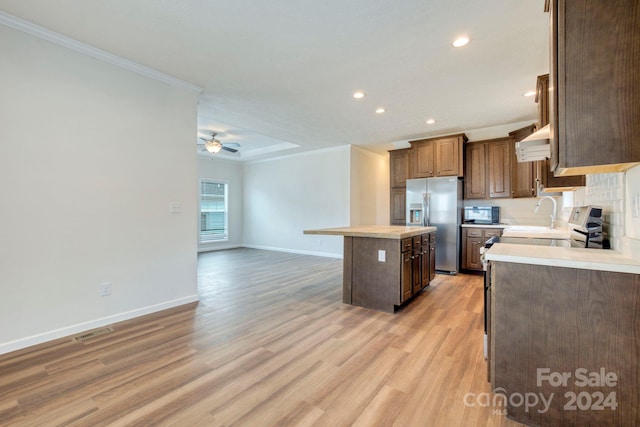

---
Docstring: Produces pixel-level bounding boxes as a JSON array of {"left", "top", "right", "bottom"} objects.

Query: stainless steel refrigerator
[{"left": 406, "top": 177, "right": 462, "bottom": 274}]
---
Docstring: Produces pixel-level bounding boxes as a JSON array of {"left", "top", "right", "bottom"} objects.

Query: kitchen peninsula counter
[
  {"left": 485, "top": 243, "right": 640, "bottom": 274},
  {"left": 304, "top": 225, "right": 436, "bottom": 239},
  {"left": 304, "top": 225, "right": 436, "bottom": 312}
]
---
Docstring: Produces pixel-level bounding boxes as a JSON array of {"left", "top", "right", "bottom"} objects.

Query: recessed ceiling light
[
  {"left": 376, "top": 107, "right": 386, "bottom": 114},
  {"left": 523, "top": 90, "right": 536, "bottom": 97},
  {"left": 426, "top": 119, "right": 436, "bottom": 125},
  {"left": 453, "top": 36, "right": 470, "bottom": 47},
  {"left": 353, "top": 91, "right": 365, "bottom": 99}
]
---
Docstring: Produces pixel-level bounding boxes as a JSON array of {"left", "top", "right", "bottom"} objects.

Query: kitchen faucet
[{"left": 534, "top": 196, "right": 557, "bottom": 229}]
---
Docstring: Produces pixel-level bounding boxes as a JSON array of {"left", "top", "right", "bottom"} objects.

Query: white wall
[
  {"left": 350, "top": 146, "right": 389, "bottom": 226},
  {"left": 0, "top": 26, "right": 199, "bottom": 354},
  {"left": 243, "top": 147, "right": 351, "bottom": 257},
  {"left": 197, "top": 157, "right": 244, "bottom": 251}
]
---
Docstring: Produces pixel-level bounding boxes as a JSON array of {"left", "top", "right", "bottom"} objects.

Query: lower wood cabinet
[
  {"left": 346, "top": 232, "right": 436, "bottom": 312},
  {"left": 401, "top": 233, "right": 435, "bottom": 302},
  {"left": 491, "top": 261, "right": 640, "bottom": 426},
  {"left": 461, "top": 227, "right": 503, "bottom": 271}
]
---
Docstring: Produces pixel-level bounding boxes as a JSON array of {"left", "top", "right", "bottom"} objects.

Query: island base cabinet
[
  {"left": 491, "top": 261, "right": 640, "bottom": 427},
  {"left": 344, "top": 233, "right": 434, "bottom": 313}
]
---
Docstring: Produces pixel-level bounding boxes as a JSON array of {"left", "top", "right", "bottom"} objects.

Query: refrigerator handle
[{"left": 423, "top": 192, "right": 430, "bottom": 226}]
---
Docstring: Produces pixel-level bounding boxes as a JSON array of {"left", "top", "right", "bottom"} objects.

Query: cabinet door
[
  {"left": 488, "top": 139, "right": 512, "bottom": 198},
  {"left": 552, "top": 0, "right": 640, "bottom": 174},
  {"left": 509, "top": 125, "right": 536, "bottom": 198},
  {"left": 464, "top": 237, "right": 483, "bottom": 270},
  {"left": 465, "top": 142, "right": 487, "bottom": 199},
  {"left": 421, "top": 240, "right": 430, "bottom": 287},
  {"left": 390, "top": 188, "right": 406, "bottom": 225},
  {"left": 435, "top": 137, "right": 461, "bottom": 176},
  {"left": 412, "top": 248, "right": 422, "bottom": 294},
  {"left": 411, "top": 141, "right": 435, "bottom": 178},
  {"left": 401, "top": 251, "right": 413, "bottom": 302},
  {"left": 429, "top": 242, "right": 436, "bottom": 281},
  {"left": 389, "top": 149, "right": 410, "bottom": 187}
]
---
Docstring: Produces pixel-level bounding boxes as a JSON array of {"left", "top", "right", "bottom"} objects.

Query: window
[{"left": 200, "top": 180, "right": 228, "bottom": 243}]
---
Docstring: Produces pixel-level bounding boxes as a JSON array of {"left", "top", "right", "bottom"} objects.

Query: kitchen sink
[
  {"left": 503, "top": 225, "right": 570, "bottom": 239},
  {"left": 505, "top": 225, "right": 552, "bottom": 232}
]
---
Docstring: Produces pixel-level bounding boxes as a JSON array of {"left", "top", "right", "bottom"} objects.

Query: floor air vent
[{"left": 72, "top": 327, "right": 114, "bottom": 342}]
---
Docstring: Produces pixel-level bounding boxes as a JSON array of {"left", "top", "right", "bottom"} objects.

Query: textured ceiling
[{"left": 0, "top": 0, "right": 549, "bottom": 161}]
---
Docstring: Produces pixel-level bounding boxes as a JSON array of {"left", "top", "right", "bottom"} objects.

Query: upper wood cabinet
[
  {"left": 389, "top": 149, "right": 409, "bottom": 225},
  {"left": 465, "top": 137, "right": 514, "bottom": 200},
  {"left": 536, "top": 74, "right": 585, "bottom": 191},
  {"left": 390, "top": 187, "right": 406, "bottom": 225},
  {"left": 435, "top": 136, "right": 464, "bottom": 176},
  {"left": 465, "top": 142, "right": 487, "bottom": 199},
  {"left": 411, "top": 140, "right": 435, "bottom": 178},
  {"left": 410, "top": 134, "right": 467, "bottom": 178},
  {"left": 487, "top": 138, "right": 512, "bottom": 199},
  {"left": 389, "top": 149, "right": 410, "bottom": 187},
  {"left": 509, "top": 124, "right": 537, "bottom": 198},
  {"left": 548, "top": 0, "right": 640, "bottom": 175}
]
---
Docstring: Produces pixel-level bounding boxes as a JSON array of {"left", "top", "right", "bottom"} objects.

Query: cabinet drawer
[
  {"left": 422, "top": 234, "right": 430, "bottom": 246},
  {"left": 412, "top": 236, "right": 422, "bottom": 248},
  {"left": 466, "top": 228, "right": 483, "bottom": 238},
  {"left": 401, "top": 238, "right": 412, "bottom": 252}
]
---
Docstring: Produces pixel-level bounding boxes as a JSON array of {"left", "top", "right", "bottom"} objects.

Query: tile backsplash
[{"left": 566, "top": 173, "right": 625, "bottom": 250}]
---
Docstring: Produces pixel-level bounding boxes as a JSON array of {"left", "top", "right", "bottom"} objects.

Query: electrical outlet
[
  {"left": 100, "top": 282, "right": 112, "bottom": 296},
  {"left": 169, "top": 202, "right": 182, "bottom": 214},
  {"left": 378, "top": 250, "right": 386, "bottom": 262}
]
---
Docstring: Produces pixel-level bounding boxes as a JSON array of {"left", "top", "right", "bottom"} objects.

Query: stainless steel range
[{"left": 567, "top": 205, "right": 605, "bottom": 248}]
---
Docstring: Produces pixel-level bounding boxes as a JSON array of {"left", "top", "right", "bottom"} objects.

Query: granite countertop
[
  {"left": 304, "top": 225, "right": 437, "bottom": 239},
  {"left": 485, "top": 243, "right": 640, "bottom": 274}
]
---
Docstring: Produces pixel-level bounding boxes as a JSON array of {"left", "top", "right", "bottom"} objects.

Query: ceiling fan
[{"left": 198, "top": 132, "right": 241, "bottom": 154}]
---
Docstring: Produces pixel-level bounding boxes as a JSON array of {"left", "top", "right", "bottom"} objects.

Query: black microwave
[{"left": 464, "top": 206, "right": 500, "bottom": 224}]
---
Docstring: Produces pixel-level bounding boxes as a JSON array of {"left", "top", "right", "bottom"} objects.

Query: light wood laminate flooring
[{"left": 0, "top": 248, "right": 521, "bottom": 426}]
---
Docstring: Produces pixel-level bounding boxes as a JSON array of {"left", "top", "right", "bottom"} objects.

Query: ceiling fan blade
[
  {"left": 222, "top": 146, "right": 238, "bottom": 153},
  {"left": 224, "top": 142, "right": 241, "bottom": 148}
]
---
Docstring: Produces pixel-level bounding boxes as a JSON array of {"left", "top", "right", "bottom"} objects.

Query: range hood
[{"left": 515, "top": 124, "right": 550, "bottom": 162}]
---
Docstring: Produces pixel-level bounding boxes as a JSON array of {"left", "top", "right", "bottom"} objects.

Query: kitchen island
[{"left": 304, "top": 226, "right": 436, "bottom": 312}]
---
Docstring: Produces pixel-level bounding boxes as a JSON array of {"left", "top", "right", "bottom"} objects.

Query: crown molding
[{"left": 0, "top": 11, "right": 203, "bottom": 94}]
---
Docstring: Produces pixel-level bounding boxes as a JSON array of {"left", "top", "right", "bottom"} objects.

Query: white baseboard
[
  {"left": 242, "top": 244, "right": 343, "bottom": 259},
  {"left": 0, "top": 295, "right": 199, "bottom": 356},
  {"left": 198, "top": 243, "right": 243, "bottom": 253}
]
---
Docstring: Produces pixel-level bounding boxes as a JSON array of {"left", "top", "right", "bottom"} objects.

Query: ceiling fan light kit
[
  {"left": 205, "top": 139, "right": 223, "bottom": 153},
  {"left": 199, "top": 131, "right": 240, "bottom": 155}
]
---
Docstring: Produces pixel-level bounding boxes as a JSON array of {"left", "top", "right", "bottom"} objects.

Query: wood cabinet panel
[
  {"left": 389, "top": 149, "right": 410, "bottom": 187},
  {"left": 390, "top": 187, "right": 406, "bottom": 225},
  {"left": 428, "top": 242, "right": 435, "bottom": 282},
  {"left": 435, "top": 137, "right": 462, "bottom": 176},
  {"left": 411, "top": 140, "right": 435, "bottom": 178},
  {"left": 464, "top": 142, "right": 487, "bottom": 199},
  {"left": 466, "top": 138, "right": 512, "bottom": 200},
  {"left": 509, "top": 124, "right": 537, "bottom": 198},
  {"left": 551, "top": 0, "right": 640, "bottom": 175},
  {"left": 492, "top": 261, "right": 640, "bottom": 426},
  {"left": 488, "top": 138, "right": 511, "bottom": 198},
  {"left": 401, "top": 251, "right": 412, "bottom": 303},
  {"left": 409, "top": 134, "right": 467, "bottom": 179},
  {"left": 461, "top": 227, "right": 503, "bottom": 271}
]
